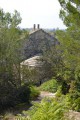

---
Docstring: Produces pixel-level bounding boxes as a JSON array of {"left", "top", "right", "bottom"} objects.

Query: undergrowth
[
  {"left": 39, "top": 78, "right": 59, "bottom": 93},
  {"left": 20, "top": 96, "right": 70, "bottom": 120}
]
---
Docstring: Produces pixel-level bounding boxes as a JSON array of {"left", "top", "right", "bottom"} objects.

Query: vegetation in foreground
[
  {"left": 15, "top": 79, "right": 80, "bottom": 120},
  {"left": 23, "top": 97, "right": 69, "bottom": 120}
]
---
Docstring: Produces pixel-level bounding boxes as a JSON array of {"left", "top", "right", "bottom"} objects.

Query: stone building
[
  {"left": 22, "top": 24, "right": 58, "bottom": 60},
  {"left": 21, "top": 25, "right": 59, "bottom": 84}
]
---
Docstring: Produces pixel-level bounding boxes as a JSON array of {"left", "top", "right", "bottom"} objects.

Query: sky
[{"left": 0, "top": 0, "right": 66, "bottom": 29}]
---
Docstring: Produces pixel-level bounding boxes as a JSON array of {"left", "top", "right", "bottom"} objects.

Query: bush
[
  {"left": 16, "top": 84, "right": 31, "bottom": 103},
  {"left": 0, "top": 82, "right": 40, "bottom": 112},
  {"left": 39, "top": 78, "right": 58, "bottom": 93},
  {"left": 74, "top": 97, "right": 80, "bottom": 112},
  {"left": 0, "top": 84, "right": 31, "bottom": 111},
  {"left": 30, "top": 86, "right": 40, "bottom": 100},
  {"left": 65, "top": 92, "right": 80, "bottom": 112},
  {"left": 56, "top": 86, "right": 62, "bottom": 97}
]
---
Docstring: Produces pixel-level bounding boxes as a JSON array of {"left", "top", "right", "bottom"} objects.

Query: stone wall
[{"left": 22, "top": 29, "right": 58, "bottom": 60}]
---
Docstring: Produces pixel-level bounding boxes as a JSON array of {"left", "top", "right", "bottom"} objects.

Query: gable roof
[
  {"left": 22, "top": 28, "right": 59, "bottom": 60},
  {"left": 29, "top": 29, "right": 57, "bottom": 41}
]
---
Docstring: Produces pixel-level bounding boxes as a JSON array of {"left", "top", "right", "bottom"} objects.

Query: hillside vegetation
[{"left": 0, "top": 0, "right": 80, "bottom": 119}]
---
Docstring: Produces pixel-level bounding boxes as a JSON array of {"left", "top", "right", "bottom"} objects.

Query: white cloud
[{"left": 0, "top": 0, "right": 66, "bottom": 29}]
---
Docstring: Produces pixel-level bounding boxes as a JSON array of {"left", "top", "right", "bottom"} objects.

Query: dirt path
[
  {"left": 30, "top": 91, "right": 56, "bottom": 106},
  {"left": 38, "top": 91, "right": 56, "bottom": 99},
  {"left": 69, "top": 110, "right": 80, "bottom": 120},
  {"left": 1, "top": 91, "right": 80, "bottom": 120}
]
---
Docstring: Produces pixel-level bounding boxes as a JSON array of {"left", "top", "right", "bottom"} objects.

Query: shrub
[
  {"left": 56, "top": 86, "right": 62, "bottom": 97},
  {"left": 39, "top": 78, "right": 58, "bottom": 93},
  {"left": 0, "top": 83, "right": 31, "bottom": 111},
  {"left": 16, "top": 84, "right": 31, "bottom": 103},
  {"left": 30, "top": 86, "right": 40, "bottom": 100},
  {"left": 0, "top": 83, "right": 40, "bottom": 112},
  {"left": 65, "top": 92, "right": 80, "bottom": 112},
  {"left": 74, "top": 97, "right": 80, "bottom": 112}
]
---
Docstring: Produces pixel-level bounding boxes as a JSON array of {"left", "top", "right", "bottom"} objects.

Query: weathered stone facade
[
  {"left": 22, "top": 29, "right": 58, "bottom": 60},
  {"left": 21, "top": 28, "right": 59, "bottom": 84}
]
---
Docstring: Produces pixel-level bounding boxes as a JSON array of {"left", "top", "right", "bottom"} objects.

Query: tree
[
  {"left": 0, "top": 9, "right": 28, "bottom": 108},
  {"left": 58, "top": 0, "right": 80, "bottom": 27},
  {"left": 56, "top": 0, "right": 80, "bottom": 95}
]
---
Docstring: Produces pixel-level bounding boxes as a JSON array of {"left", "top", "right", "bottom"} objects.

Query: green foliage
[
  {"left": 55, "top": 0, "right": 80, "bottom": 101},
  {"left": 56, "top": 86, "right": 62, "bottom": 97},
  {"left": 56, "top": 27, "right": 80, "bottom": 109},
  {"left": 0, "top": 8, "right": 21, "bottom": 28},
  {"left": 40, "top": 45, "right": 64, "bottom": 80},
  {"left": 39, "top": 79, "right": 59, "bottom": 93},
  {"left": 58, "top": 0, "right": 80, "bottom": 80},
  {"left": 30, "top": 86, "right": 40, "bottom": 100},
  {"left": 74, "top": 97, "right": 80, "bottom": 111},
  {"left": 58, "top": 0, "right": 80, "bottom": 27},
  {"left": 25, "top": 97, "right": 69, "bottom": 120},
  {"left": 0, "top": 8, "right": 29, "bottom": 110},
  {"left": 0, "top": 9, "right": 22, "bottom": 87},
  {"left": 64, "top": 80, "right": 80, "bottom": 112},
  {"left": 64, "top": 92, "right": 80, "bottom": 112}
]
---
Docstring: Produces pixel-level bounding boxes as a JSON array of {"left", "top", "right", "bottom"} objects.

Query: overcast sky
[{"left": 0, "top": 0, "right": 66, "bottom": 29}]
